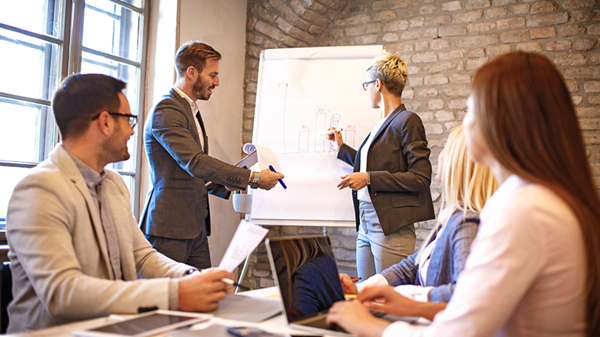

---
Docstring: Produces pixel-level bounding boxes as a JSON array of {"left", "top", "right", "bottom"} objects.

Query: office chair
[{"left": 0, "top": 262, "right": 11, "bottom": 334}]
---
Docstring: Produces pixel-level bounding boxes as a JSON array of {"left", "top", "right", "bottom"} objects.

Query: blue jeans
[{"left": 356, "top": 201, "right": 416, "bottom": 280}]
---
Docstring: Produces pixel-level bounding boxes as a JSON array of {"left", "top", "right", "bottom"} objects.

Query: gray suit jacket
[
  {"left": 140, "top": 89, "right": 250, "bottom": 239},
  {"left": 337, "top": 104, "right": 435, "bottom": 235},
  {"left": 6, "top": 146, "right": 190, "bottom": 332}
]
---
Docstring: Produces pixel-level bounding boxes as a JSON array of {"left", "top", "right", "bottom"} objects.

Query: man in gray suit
[
  {"left": 6, "top": 74, "right": 234, "bottom": 332},
  {"left": 140, "top": 41, "right": 282, "bottom": 270}
]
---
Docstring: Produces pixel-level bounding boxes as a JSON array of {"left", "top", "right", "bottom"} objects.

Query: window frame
[{"left": 0, "top": 0, "right": 150, "bottom": 234}]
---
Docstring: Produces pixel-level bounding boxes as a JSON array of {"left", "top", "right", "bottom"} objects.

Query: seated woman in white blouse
[
  {"left": 339, "top": 124, "right": 497, "bottom": 303},
  {"left": 327, "top": 51, "right": 600, "bottom": 337}
]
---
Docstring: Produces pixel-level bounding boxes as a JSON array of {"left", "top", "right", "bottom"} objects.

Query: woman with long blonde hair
[
  {"left": 328, "top": 51, "right": 600, "bottom": 337},
  {"left": 340, "top": 124, "right": 497, "bottom": 303}
]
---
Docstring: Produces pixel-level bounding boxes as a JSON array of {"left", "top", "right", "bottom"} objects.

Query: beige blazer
[{"left": 6, "top": 145, "right": 190, "bottom": 332}]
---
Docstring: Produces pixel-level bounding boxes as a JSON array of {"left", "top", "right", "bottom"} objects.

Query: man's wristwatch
[
  {"left": 183, "top": 268, "right": 197, "bottom": 276},
  {"left": 249, "top": 172, "right": 260, "bottom": 189}
]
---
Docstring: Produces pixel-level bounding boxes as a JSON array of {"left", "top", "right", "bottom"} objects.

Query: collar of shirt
[
  {"left": 64, "top": 147, "right": 106, "bottom": 195},
  {"left": 480, "top": 174, "right": 526, "bottom": 225},
  {"left": 173, "top": 86, "right": 199, "bottom": 114}
]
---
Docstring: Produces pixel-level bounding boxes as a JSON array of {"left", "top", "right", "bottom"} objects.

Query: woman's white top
[
  {"left": 417, "top": 223, "right": 445, "bottom": 286},
  {"left": 357, "top": 118, "right": 386, "bottom": 203},
  {"left": 383, "top": 175, "right": 586, "bottom": 337}
]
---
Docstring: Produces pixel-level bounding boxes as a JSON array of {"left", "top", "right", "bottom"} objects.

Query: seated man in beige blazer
[{"left": 6, "top": 73, "right": 233, "bottom": 333}]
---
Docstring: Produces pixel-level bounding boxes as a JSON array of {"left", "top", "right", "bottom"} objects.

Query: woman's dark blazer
[{"left": 337, "top": 104, "right": 435, "bottom": 235}]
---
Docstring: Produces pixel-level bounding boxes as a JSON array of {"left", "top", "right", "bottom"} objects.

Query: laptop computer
[{"left": 265, "top": 236, "right": 367, "bottom": 337}]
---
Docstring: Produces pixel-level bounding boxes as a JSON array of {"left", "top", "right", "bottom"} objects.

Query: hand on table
[
  {"left": 358, "top": 286, "right": 417, "bottom": 317},
  {"left": 359, "top": 286, "right": 447, "bottom": 321},
  {"left": 326, "top": 300, "right": 390, "bottom": 337}
]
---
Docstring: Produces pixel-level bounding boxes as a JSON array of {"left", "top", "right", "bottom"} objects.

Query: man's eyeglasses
[
  {"left": 362, "top": 80, "right": 376, "bottom": 91},
  {"left": 92, "top": 111, "right": 138, "bottom": 128}
]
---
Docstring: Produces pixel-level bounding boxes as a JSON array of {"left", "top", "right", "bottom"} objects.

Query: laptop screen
[{"left": 266, "top": 236, "right": 346, "bottom": 323}]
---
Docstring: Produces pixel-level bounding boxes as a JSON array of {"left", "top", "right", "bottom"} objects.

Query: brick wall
[{"left": 239, "top": 0, "right": 600, "bottom": 290}]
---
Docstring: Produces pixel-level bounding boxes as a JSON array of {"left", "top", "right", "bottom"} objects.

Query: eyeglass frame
[
  {"left": 92, "top": 111, "right": 138, "bottom": 128},
  {"left": 362, "top": 79, "right": 377, "bottom": 91}
]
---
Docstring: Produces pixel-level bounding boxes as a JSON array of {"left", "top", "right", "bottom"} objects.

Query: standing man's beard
[{"left": 192, "top": 76, "right": 212, "bottom": 101}]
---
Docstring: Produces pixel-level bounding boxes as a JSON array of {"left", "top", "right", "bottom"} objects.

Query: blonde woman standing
[
  {"left": 340, "top": 125, "right": 497, "bottom": 303},
  {"left": 330, "top": 53, "right": 435, "bottom": 280}
]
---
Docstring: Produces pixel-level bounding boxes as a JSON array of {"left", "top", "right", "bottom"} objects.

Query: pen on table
[
  {"left": 320, "top": 128, "right": 344, "bottom": 136},
  {"left": 220, "top": 278, "right": 252, "bottom": 291},
  {"left": 268, "top": 165, "right": 287, "bottom": 189}
]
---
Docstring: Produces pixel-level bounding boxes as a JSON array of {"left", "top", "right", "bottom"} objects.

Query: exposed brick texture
[{"left": 242, "top": 0, "right": 600, "bottom": 289}]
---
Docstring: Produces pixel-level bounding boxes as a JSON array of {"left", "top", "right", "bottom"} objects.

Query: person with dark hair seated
[{"left": 6, "top": 73, "right": 234, "bottom": 333}]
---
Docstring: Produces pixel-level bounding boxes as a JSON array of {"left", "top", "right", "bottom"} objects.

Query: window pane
[
  {"left": 120, "top": 174, "right": 135, "bottom": 201},
  {"left": 0, "top": 100, "right": 55, "bottom": 163},
  {"left": 0, "top": 166, "right": 31, "bottom": 230},
  {"left": 120, "top": 0, "right": 144, "bottom": 9},
  {"left": 83, "top": 0, "right": 142, "bottom": 62},
  {"left": 0, "top": 0, "right": 64, "bottom": 38},
  {"left": 0, "top": 28, "right": 62, "bottom": 101},
  {"left": 116, "top": 174, "right": 136, "bottom": 215}
]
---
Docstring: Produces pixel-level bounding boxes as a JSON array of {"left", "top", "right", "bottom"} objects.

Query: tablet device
[
  {"left": 204, "top": 150, "right": 258, "bottom": 188},
  {"left": 71, "top": 310, "right": 211, "bottom": 337}
]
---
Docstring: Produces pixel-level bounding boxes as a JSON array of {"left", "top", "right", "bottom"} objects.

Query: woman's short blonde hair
[{"left": 365, "top": 53, "right": 408, "bottom": 97}]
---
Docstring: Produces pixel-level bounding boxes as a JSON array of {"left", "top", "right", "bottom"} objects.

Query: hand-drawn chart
[
  {"left": 251, "top": 46, "right": 383, "bottom": 225},
  {"left": 291, "top": 107, "right": 356, "bottom": 154}
]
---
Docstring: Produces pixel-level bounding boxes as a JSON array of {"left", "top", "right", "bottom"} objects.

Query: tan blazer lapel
[{"left": 50, "top": 146, "right": 113, "bottom": 279}]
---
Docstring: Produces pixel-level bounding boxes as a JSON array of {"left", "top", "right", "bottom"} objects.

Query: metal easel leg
[
  {"left": 235, "top": 213, "right": 254, "bottom": 294},
  {"left": 235, "top": 253, "right": 251, "bottom": 294}
]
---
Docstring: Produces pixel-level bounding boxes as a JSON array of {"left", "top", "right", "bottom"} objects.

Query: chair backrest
[{"left": 1, "top": 262, "right": 12, "bottom": 334}]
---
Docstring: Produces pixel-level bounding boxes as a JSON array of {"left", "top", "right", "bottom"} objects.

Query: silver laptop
[{"left": 265, "top": 236, "right": 355, "bottom": 337}]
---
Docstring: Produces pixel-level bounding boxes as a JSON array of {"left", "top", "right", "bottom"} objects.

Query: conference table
[{"left": 3, "top": 287, "right": 323, "bottom": 337}]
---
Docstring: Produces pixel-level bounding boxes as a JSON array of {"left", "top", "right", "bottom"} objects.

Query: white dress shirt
[
  {"left": 173, "top": 86, "right": 204, "bottom": 151},
  {"left": 383, "top": 175, "right": 586, "bottom": 337}
]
